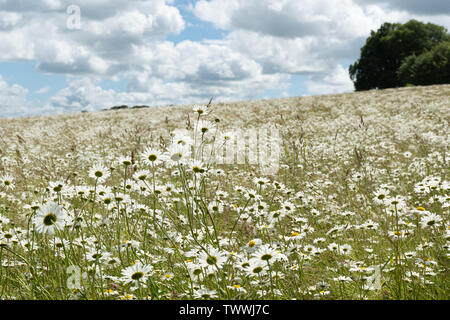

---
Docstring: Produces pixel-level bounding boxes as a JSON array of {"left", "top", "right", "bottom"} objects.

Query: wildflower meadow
[{"left": 0, "top": 84, "right": 448, "bottom": 300}]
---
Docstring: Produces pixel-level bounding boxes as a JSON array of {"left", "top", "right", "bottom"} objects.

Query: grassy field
[{"left": 0, "top": 84, "right": 449, "bottom": 300}]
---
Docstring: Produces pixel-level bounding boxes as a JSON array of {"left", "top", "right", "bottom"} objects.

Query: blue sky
[{"left": 0, "top": 0, "right": 448, "bottom": 118}]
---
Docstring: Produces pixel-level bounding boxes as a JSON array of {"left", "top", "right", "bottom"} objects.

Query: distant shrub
[
  {"left": 110, "top": 105, "right": 129, "bottom": 110},
  {"left": 131, "top": 105, "right": 150, "bottom": 109}
]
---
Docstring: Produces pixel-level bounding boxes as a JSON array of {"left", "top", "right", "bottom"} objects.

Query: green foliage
[
  {"left": 398, "top": 41, "right": 450, "bottom": 86},
  {"left": 110, "top": 105, "right": 129, "bottom": 110},
  {"left": 350, "top": 20, "right": 450, "bottom": 91},
  {"left": 131, "top": 105, "right": 150, "bottom": 109}
]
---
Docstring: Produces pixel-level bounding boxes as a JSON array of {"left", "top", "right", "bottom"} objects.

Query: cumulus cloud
[
  {"left": 0, "top": 0, "right": 449, "bottom": 116},
  {"left": 305, "top": 65, "right": 355, "bottom": 95},
  {"left": 45, "top": 68, "right": 289, "bottom": 113},
  {"left": 0, "top": 74, "right": 31, "bottom": 117},
  {"left": 192, "top": 0, "right": 390, "bottom": 93},
  {"left": 0, "top": 11, "right": 22, "bottom": 29},
  {"left": 35, "top": 86, "right": 50, "bottom": 94},
  {"left": 44, "top": 78, "right": 119, "bottom": 113},
  {"left": 192, "top": 0, "right": 449, "bottom": 95},
  {"left": 193, "top": 0, "right": 378, "bottom": 38},
  {"left": 0, "top": 0, "right": 185, "bottom": 75},
  {"left": 355, "top": 0, "right": 450, "bottom": 16}
]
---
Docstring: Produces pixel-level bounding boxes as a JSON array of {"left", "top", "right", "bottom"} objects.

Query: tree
[
  {"left": 349, "top": 20, "right": 450, "bottom": 91},
  {"left": 398, "top": 41, "right": 450, "bottom": 86}
]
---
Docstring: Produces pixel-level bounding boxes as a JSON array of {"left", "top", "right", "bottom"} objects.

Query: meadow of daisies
[{"left": 0, "top": 84, "right": 448, "bottom": 300}]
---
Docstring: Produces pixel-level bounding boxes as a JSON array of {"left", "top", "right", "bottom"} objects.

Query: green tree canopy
[
  {"left": 349, "top": 20, "right": 450, "bottom": 91},
  {"left": 398, "top": 41, "right": 450, "bottom": 86}
]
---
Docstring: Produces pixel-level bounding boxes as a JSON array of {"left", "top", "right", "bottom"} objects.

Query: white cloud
[
  {"left": 0, "top": 0, "right": 185, "bottom": 75},
  {"left": 44, "top": 78, "right": 119, "bottom": 113},
  {"left": 306, "top": 65, "right": 355, "bottom": 95},
  {"left": 0, "top": 0, "right": 449, "bottom": 116},
  {"left": 35, "top": 86, "right": 50, "bottom": 94},
  {"left": 45, "top": 67, "right": 289, "bottom": 113},
  {"left": 192, "top": 0, "right": 449, "bottom": 92},
  {"left": 0, "top": 74, "right": 31, "bottom": 117},
  {"left": 355, "top": 0, "right": 450, "bottom": 16},
  {"left": 193, "top": 0, "right": 380, "bottom": 38},
  {"left": 0, "top": 11, "right": 22, "bottom": 29}
]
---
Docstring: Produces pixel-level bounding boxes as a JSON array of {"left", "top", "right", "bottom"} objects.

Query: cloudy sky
[{"left": 0, "top": 0, "right": 449, "bottom": 118}]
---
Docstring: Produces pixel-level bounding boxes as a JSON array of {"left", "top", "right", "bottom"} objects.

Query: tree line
[{"left": 349, "top": 20, "right": 450, "bottom": 91}]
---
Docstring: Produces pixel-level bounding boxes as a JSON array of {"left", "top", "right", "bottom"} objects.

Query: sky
[{"left": 0, "top": 0, "right": 449, "bottom": 118}]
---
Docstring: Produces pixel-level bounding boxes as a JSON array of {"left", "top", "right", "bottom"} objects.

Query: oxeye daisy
[
  {"left": 86, "top": 248, "right": 111, "bottom": 263},
  {"left": 193, "top": 287, "right": 218, "bottom": 299},
  {"left": 48, "top": 180, "right": 66, "bottom": 194},
  {"left": 105, "top": 289, "right": 119, "bottom": 297},
  {"left": 373, "top": 187, "right": 390, "bottom": 205},
  {"left": 253, "top": 177, "right": 269, "bottom": 189},
  {"left": 141, "top": 147, "right": 163, "bottom": 166},
  {"left": 172, "top": 131, "right": 193, "bottom": 147},
  {"left": 420, "top": 213, "right": 442, "bottom": 228},
  {"left": 89, "top": 164, "right": 111, "bottom": 182},
  {"left": 253, "top": 244, "right": 279, "bottom": 263},
  {"left": 212, "top": 168, "right": 225, "bottom": 176},
  {"left": 282, "top": 201, "right": 295, "bottom": 213},
  {"left": 286, "top": 231, "right": 304, "bottom": 241},
  {"left": 303, "top": 244, "right": 316, "bottom": 254},
  {"left": 228, "top": 284, "right": 247, "bottom": 294},
  {"left": 196, "top": 120, "right": 214, "bottom": 135},
  {"left": 119, "top": 293, "right": 136, "bottom": 300},
  {"left": 118, "top": 155, "right": 133, "bottom": 167},
  {"left": 208, "top": 201, "right": 223, "bottom": 214},
  {"left": 245, "top": 189, "right": 258, "bottom": 200},
  {"left": 121, "top": 262, "right": 152, "bottom": 285},
  {"left": 339, "top": 244, "right": 352, "bottom": 255},
  {"left": 269, "top": 210, "right": 285, "bottom": 221},
  {"left": 245, "top": 258, "right": 267, "bottom": 277},
  {"left": 32, "top": 202, "right": 67, "bottom": 235},
  {"left": 363, "top": 220, "right": 379, "bottom": 230},
  {"left": 245, "top": 238, "right": 262, "bottom": 253},
  {"left": 167, "top": 143, "right": 191, "bottom": 162},
  {"left": 193, "top": 104, "right": 209, "bottom": 116},
  {"left": 49, "top": 237, "right": 68, "bottom": 250},
  {"left": 190, "top": 160, "right": 206, "bottom": 174},
  {"left": 1, "top": 174, "right": 14, "bottom": 190},
  {"left": 133, "top": 169, "right": 151, "bottom": 182},
  {"left": 0, "top": 214, "right": 10, "bottom": 225},
  {"left": 105, "top": 257, "right": 121, "bottom": 268},
  {"left": 161, "top": 273, "right": 174, "bottom": 281},
  {"left": 198, "top": 246, "right": 228, "bottom": 269}
]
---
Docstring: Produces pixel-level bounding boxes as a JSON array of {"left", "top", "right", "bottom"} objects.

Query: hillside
[{"left": 0, "top": 84, "right": 448, "bottom": 300}]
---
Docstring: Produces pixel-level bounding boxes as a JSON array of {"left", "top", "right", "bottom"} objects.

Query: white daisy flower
[
  {"left": 141, "top": 147, "right": 163, "bottom": 166},
  {"left": 420, "top": 213, "right": 443, "bottom": 228},
  {"left": 89, "top": 163, "right": 111, "bottom": 182},
  {"left": 32, "top": 202, "right": 68, "bottom": 236},
  {"left": 1, "top": 174, "right": 14, "bottom": 190},
  {"left": 198, "top": 246, "right": 228, "bottom": 269},
  {"left": 121, "top": 262, "right": 153, "bottom": 285}
]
